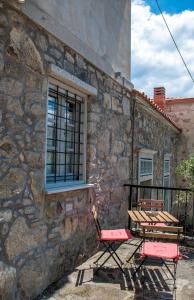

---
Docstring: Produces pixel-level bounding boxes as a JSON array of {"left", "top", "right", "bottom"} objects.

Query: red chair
[
  {"left": 132, "top": 224, "right": 183, "bottom": 289},
  {"left": 92, "top": 205, "right": 132, "bottom": 274}
]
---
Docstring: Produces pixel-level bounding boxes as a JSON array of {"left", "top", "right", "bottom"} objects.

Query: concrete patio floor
[{"left": 36, "top": 239, "right": 194, "bottom": 300}]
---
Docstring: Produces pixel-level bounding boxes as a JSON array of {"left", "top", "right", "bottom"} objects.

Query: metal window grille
[
  {"left": 140, "top": 158, "right": 153, "bottom": 177},
  {"left": 46, "top": 83, "right": 84, "bottom": 184}
]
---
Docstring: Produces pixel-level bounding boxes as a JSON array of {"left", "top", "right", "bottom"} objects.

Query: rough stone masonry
[{"left": 0, "top": 1, "right": 179, "bottom": 299}]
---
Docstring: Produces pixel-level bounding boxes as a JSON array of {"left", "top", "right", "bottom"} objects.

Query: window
[
  {"left": 138, "top": 149, "right": 156, "bottom": 199},
  {"left": 138, "top": 149, "right": 156, "bottom": 184},
  {"left": 140, "top": 158, "right": 153, "bottom": 177},
  {"left": 46, "top": 82, "right": 85, "bottom": 188}
]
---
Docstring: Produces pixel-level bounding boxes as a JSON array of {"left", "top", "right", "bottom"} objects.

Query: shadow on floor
[{"left": 75, "top": 264, "right": 174, "bottom": 300}]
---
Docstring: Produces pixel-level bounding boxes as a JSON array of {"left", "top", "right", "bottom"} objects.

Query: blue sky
[
  {"left": 131, "top": 0, "right": 194, "bottom": 98},
  {"left": 147, "top": 0, "right": 194, "bottom": 14}
]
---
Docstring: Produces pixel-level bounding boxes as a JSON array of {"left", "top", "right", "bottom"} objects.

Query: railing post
[
  {"left": 128, "top": 185, "right": 132, "bottom": 229},
  {"left": 192, "top": 191, "right": 194, "bottom": 232},
  {"left": 183, "top": 191, "right": 188, "bottom": 242}
]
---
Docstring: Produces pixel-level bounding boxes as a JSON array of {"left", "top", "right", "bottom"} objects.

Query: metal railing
[{"left": 124, "top": 184, "right": 194, "bottom": 239}]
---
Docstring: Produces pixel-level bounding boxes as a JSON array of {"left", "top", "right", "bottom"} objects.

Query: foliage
[
  {"left": 175, "top": 155, "right": 194, "bottom": 189},
  {"left": 175, "top": 155, "right": 194, "bottom": 207}
]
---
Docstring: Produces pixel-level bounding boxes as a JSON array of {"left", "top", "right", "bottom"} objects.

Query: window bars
[{"left": 46, "top": 83, "right": 84, "bottom": 185}]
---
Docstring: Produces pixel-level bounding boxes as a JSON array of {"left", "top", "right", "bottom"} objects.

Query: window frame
[{"left": 45, "top": 78, "right": 87, "bottom": 190}]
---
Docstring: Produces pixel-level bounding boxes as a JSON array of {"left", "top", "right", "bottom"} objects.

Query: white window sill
[{"left": 45, "top": 183, "right": 94, "bottom": 195}]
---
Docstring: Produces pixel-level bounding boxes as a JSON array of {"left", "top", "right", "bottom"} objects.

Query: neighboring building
[
  {"left": 153, "top": 86, "right": 194, "bottom": 186},
  {"left": 0, "top": 1, "right": 184, "bottom": 300}
]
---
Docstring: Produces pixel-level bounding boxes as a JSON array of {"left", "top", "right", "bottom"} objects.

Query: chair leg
[
  {"left": 163, "top": 260, "right": 175, "bottom": 280},
  {"left": 132, "top": 257, "right": 147, "bottom": 277},
  {"left": 108, "top": 242, "right": 124, "bottom": 265},
  {"left": 94, "top": 241, "right": 126, "bottom": 275},
  {"left": 174, "top": 262, "right": 177, "bottom": 290},
  {"left": 126, "top": 239, "right": 143, "bottom": 263},
  {"left": 94, "top": 242, "right": 112, "bottom": 265}
]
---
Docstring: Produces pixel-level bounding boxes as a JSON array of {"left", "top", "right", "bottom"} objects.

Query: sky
[{"left": 131, "top": 0, "right": 194, "bottom": 98}]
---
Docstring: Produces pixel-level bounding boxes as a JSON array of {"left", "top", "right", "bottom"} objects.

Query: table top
[{"left": 128, "top": 210, "right": 179, "bottom": 224}]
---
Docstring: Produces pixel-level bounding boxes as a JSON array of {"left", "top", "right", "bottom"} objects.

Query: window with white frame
[
  {"left": 46, "top": 82, "right": 85, "bottom": 187},
  {"left": 138, "top": 149, "right": 156, "bottom": 200},
  {"left": 138, "top": 149, "right": 156, "bottom": 184}
]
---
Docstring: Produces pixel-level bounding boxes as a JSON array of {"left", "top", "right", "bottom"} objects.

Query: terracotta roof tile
[{"left": 133, "top": 89, "right": 181, "bottom": 132}]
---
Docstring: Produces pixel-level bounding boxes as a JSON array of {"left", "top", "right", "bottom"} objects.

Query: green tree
[{"left": 176, "top": 155, "right": 194, "bottom": 189}]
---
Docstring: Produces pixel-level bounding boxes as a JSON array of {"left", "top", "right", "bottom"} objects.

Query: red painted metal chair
[
  {"left": 132, "top": 224, "right": 183, "bottom": 289},
  {"left": 92, "top": 205, "right": 132, "bottom": 274}
]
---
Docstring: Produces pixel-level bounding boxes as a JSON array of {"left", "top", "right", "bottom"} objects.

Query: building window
[
  {"left": 46, "top": 82, "right": 85, "bottom": 187},
  {"left": 138, "top": 149, "right": 156, "bottom": 199},
  {"left": 140, "top": 158, "right": 153, "bottom": 178},
  {"left": 138, "top": 149, "right": 156, "bottom": 185}
]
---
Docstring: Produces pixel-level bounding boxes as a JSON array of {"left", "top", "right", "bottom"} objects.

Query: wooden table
[{"left": 128, "top": 210, "right": 179, "bottom": 224}]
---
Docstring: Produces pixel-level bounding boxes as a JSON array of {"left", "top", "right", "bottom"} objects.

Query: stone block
[
  {"left": 0, "top": 78, "right": 23, "bottom": 97},
  {"left": 123, "top": 97, "right": 130, "bottom": 115},
  {"left": 18, "top": 253, "right": 49, "bottom": 299},
  {"left": 97, "top": 129, "right": 110, "bottom": 155},
  {"left": 24, "top": 206, "right": 36, "bottom": 215},
  {"left": 62, "top": 216, "right": 79, "bottom": 240},
  {"left": 5, "top": 217, "right": 38, "bottom": 260},
  {"left": 116, "top": 157, "right": 129, "bottom": 180},
  {"left": 112, "top": 97, "right": 122, "bottom": 113},
  {"left": 112, "top": 140, "right": 124, "bottom": 155},
  {"left": 0, "top": 168, "right": 26, "bottom": 199},
  {"left": 6, "top": 97, "right": 23, "bottom": 116},
  {"left": 25, "top": 73, "right": 43, "bottom": 90},
  {"left": 103, "top": 93, "right": 111, "bottom": 110},
  {"left": 87, "top": 121, "right": 98, "bottom": 136},
  {"left": 30, "top": 170, "right": 44, "bottom": 202},
  {"left": 7, "top": 28, "right": 44, "bottom": 74},
  {"left": 0, "top": 262, "right": 17, "bottom": 300},
  {"left": 87, "top": 145, "right": 96, "bottom": 161},
  {"left": 0, "top": 210, "right": 12, "bottom": 222}
]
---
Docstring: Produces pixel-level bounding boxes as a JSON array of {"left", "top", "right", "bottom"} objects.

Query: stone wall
[{"left": 0, "top": 2, "right": 179, "bottom": 299}]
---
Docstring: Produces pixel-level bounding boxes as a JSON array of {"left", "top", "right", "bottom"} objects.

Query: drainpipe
[{"left": 131, "top": 95, "right": 136, "bottom": 184}]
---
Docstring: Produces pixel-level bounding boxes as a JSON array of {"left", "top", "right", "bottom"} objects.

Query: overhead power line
[{"left": 155, "top": 0, "right": 194, "bottom": 84}]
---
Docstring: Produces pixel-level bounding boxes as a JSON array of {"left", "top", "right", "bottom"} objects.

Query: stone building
[
  {"left": 153, "top": 86, "right": 194, "bottom": 186},
  {"left": 0, "top": 1, "right": 183, "bottom": 299}
]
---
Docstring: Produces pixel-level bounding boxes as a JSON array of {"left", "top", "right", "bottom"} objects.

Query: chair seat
[
  {"left": 140, "top": 222, "right": 166, "bottom": 227},
  {"left": 99, "top": 229, "right": 132, "bottom": 241},
  {"left": 141, "top": 241, "right": 180, "bottom": 260}
]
